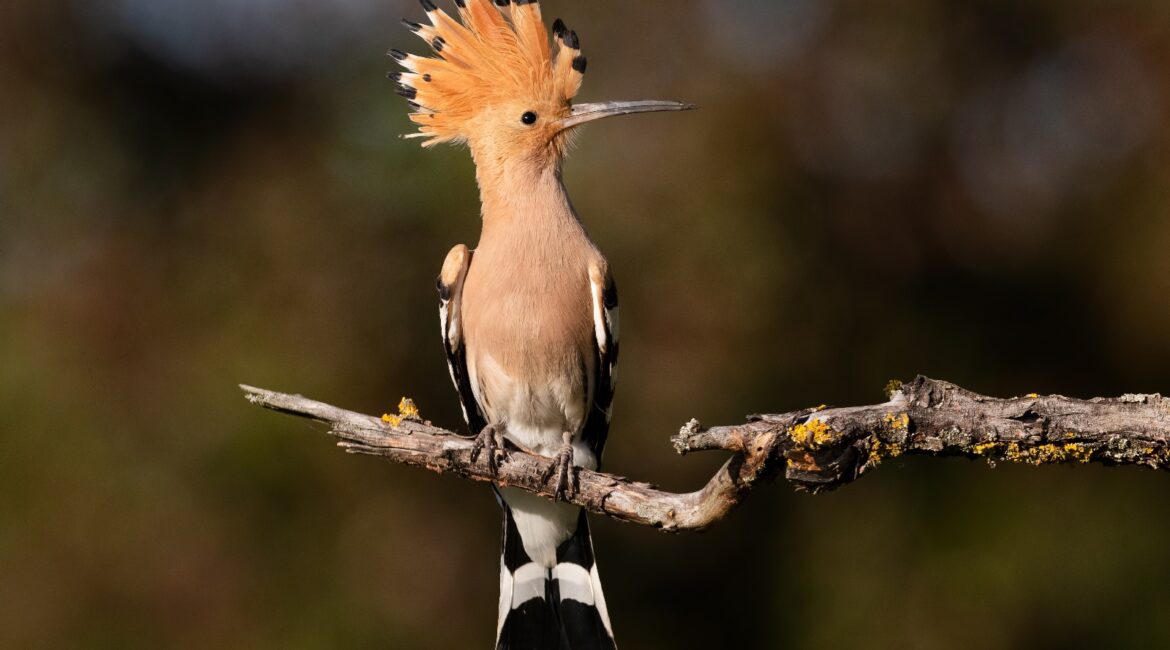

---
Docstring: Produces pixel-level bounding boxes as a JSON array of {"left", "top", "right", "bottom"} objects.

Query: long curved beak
[{"left": 558, "top": 100, "right": 696, "bottom": 130}]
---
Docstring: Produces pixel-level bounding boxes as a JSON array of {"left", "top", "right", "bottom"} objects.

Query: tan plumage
[
  {"left": 393, "top": 3, "right": 690, "bottom": 647},
  {"left": 463, "top": 175, "right": 603, "bottom": 462}
]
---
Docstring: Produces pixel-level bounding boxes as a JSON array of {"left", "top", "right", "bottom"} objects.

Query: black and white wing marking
[
  {"left": 438, "top": 244, "right": 487, "bottom": 435},
  {"left": 582, "top": 262, "right": 619, "bottom": 463}
]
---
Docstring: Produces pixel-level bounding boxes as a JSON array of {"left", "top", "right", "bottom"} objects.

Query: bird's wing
[
  {"left": 438, "top": 244, "right": 488, "bottom": 435},
  {"left": 581, "top": 261, "right": 619, "bottom": 463}
]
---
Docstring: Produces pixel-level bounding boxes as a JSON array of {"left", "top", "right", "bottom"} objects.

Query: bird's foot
[
  {"left": 469, "top": 423, "right": 505, "bottom": 477},
  {"left": 541, "top": 432, "right": 578, "bottom": 502}
]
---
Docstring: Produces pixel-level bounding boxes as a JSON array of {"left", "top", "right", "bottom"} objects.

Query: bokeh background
[{"left": 4, "top": 0, "right": 1170, "bottom": 647}]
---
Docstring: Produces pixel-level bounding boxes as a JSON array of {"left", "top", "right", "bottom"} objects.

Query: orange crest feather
[{"left": 390, "top": 0, "right": 587, "bottom": 147}]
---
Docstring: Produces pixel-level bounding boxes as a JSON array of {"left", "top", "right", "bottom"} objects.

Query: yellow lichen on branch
[
  {"left": 381, "top": 397, "right": 422, "bottom": 427},
  {"left": 788, "top": 418, "right": 833, "bottom": 448},
  {"left": 972, "top": 442, "right": 1002, "bottom": 456},
  {"left": 397, "top": 397, "right": 420, "bottom": 419},
  {"left": 883, "top": 412, "right": 909, "bottom": 432},
  {"left": 866, "top": 438, "right": 905, "bottom": 467},
  {"left": 1003, "top": 442, "right": 1094, "bottom": 465},
  {"left": 967, "top": 440, "right": 1094, "bottom": 465}
]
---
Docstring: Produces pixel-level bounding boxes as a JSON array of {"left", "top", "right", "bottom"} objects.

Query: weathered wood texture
[{"left": 241, "top": 376, "right": 1170, "bottom": 532}]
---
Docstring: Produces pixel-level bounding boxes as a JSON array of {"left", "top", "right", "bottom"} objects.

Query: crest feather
[{"left": 390, "top": 0, "right": 586, "bottom": 147}]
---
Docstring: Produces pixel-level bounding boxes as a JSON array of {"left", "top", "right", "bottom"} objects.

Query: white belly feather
[
  {"left": 470, "top": 350, "right": 597, "bottom": 567},
  {"left": 470, "top": 350, "right": 597, "bottom": 470}
]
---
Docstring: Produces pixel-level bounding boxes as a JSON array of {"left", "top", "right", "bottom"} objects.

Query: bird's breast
[{"left": 461, "top": 250, "right": 598, "bottom": 464}]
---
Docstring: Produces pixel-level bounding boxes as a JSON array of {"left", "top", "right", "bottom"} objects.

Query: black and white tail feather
[
  {"left": 497, "top": 498, "right": 615, "bottom": 649},
  {"left": 438, "top": 245, "right": 619, "bottom": 650}
]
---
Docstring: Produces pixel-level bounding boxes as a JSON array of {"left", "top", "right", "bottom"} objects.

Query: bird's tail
[{"left": 495, "top": 494, "right": 616, "bottom": 650}]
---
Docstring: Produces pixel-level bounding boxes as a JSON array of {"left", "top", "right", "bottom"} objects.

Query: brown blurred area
[{"left": 3, "top": 0, "right": 1170, "bottom": 647}]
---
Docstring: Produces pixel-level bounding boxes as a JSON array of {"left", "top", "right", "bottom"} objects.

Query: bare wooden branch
[{"left": 241, "top": 376, "right": 1170, "bottom": 532}]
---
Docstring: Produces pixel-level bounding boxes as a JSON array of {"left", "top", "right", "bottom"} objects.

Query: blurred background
[{"left": 3, "top": 0, "right": 1170, "bottom": 647}]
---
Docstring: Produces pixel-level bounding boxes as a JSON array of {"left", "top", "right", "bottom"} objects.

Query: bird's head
[{"left": 391, "top": 0, "right": 693, "bottom": 171}]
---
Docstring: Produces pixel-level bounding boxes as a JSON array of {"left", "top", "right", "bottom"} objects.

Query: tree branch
[{"left": 241, "top": 376, "right": 1170, "bottom": 532}]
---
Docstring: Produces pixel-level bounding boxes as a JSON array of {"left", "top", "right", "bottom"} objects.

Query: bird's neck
[{"left": 474, "top": 159, "right": 582, "bottom": 241}]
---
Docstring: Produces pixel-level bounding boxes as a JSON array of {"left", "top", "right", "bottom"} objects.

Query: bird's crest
[{"left": 390, "top": 0, "right": 586, "bottom": 148}]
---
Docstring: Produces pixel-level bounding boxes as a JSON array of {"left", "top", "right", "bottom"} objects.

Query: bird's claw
[
  {"left": 541, "top": 432, "right": 578, "bottom": 501},
  {"left": 469, "top": 424, "right": 505, "bottom": 477}
]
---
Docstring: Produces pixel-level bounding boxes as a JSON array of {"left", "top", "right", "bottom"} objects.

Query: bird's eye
[{"left": 520, "top": 111, "right": 538, "bottom": 125}]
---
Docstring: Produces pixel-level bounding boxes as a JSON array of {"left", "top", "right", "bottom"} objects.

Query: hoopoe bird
[{"left": 390, "top": 2, "right": 691, "bottom": 648}]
